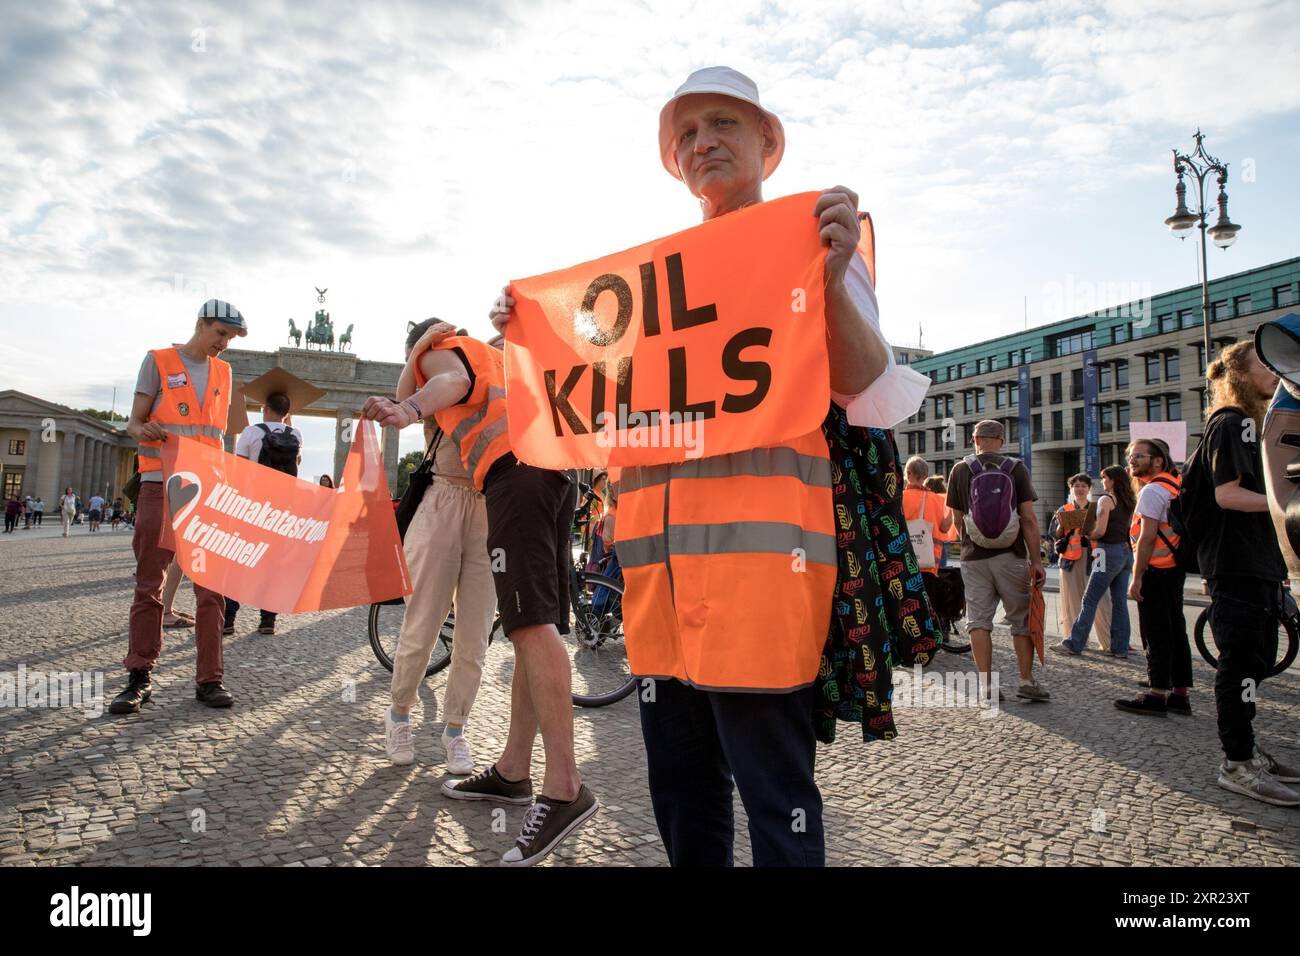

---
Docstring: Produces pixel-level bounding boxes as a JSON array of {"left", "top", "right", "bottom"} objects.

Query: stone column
[
  {"left": 333, "top": 409, "right": 352, "bottom": 486},
  {"left": 80, "top": 438, "right": 95, "bottom": 499},
  {"left": 71, "top": 433, "right": 86, "bottom": 497},
  {"left": 58, "top": 429, "right": 78, "bottom": 497},
  {"left": 383, "top": 426, "right": 400, "bottom": 492},
  {"left": 22, "top": 425, "right": 43, "bottom": 497}
]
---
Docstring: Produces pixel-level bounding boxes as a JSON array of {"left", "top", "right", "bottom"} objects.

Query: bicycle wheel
[
  {"left": 564, "top": 571, "right": 636, "bottom": 707},
  {"left": 368, "top": 601, "right": 453, "bottom": 677},
  {"left": 1193, "top": 607, "right": 1300, "bottom": 678}
]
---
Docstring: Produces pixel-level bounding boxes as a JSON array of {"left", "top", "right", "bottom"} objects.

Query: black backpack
[
  {"left": 1166, "top": 406, "right": 1242, "bottom": 574},
  {"left": 256, "top": 423, "right": 300, "bottom": 477}
]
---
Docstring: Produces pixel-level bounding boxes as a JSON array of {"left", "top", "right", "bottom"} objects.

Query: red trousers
[{"left": 124, "top": 482, "right": 225, "bottom": 684}]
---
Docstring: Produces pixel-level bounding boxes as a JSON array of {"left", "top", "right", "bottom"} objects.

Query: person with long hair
[
  {"left": 1197, "top": 342, "right": 1299, "bottom": 804},
  {"left": 1054, "top": 464, "right": 1134, "bottom": 657},
  {"left": 379, "top": 318, "right": 497, "bottom": 778}
]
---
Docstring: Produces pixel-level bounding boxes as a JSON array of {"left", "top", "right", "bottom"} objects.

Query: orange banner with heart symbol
[
  {"left": 159, "top": 420, "right": 410, "bottom": 613},
  {"left": 504, "top": 191, "right": 831, "bottom": 470}
]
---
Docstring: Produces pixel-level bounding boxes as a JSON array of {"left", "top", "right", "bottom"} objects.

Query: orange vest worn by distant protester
[
  {"left": 1056, "top": 499, "right": 1087, "bottom": 561},
  {"left": 1129, "top": 472, "right": 1181, "bottom": 569},
  {"left": 413, "top": 336, "right": 511, "bottom": 492},
  {"left": 137, "top": 347, "right": 231, "bottom": 474}
]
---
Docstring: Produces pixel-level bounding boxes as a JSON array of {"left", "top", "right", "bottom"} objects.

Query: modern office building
[{"left": 896, "top": 256, "right": 1300, "bottom": 528}]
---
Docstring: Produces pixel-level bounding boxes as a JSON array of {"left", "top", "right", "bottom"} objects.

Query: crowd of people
[
  {"left": 3, "top": 490, "right": 131, "bottom": 535},
  {"left": 903, "top": 340, "right": 1299, "bottom": 808},
  {"left": 89, "top": 63, "right": 1296, "bottom": 875}
]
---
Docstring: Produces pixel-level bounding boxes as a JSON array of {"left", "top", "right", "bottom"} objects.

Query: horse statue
[
  {"left": 338, "top": 323, "right": 354, "bottom": 352},
  {"left": 287, "top": 318, "right": 302, "bottom": 347},
  {"left": 305, "top": 308, "right": 334, "bottom": 350}
]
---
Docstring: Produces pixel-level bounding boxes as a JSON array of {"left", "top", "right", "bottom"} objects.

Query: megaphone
[{"left": 1256, "top": 313, "right": 1300, "bottom": 580}]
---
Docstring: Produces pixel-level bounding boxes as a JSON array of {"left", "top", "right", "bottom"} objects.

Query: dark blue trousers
[
  {"left": 637, "top": 678, "right": 824, "bottom": 867},
  {"left": 223, "top": 597, "right": 275, "bottom": 628}
]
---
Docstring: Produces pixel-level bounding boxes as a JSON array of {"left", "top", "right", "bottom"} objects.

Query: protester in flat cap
[
  {"left": 491, "top": 66, "right": 930, "bottom": 867},
  {"left": 110, "top": 300, "right": 246, "bottom": 715}
]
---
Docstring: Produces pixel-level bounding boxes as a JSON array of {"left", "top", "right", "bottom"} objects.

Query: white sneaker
[
  {"left": 443, "top": 730, "right": 474, "bottom": 775},
  {"left": 384, "top": 711, "right": 415, "bottom": 766}
]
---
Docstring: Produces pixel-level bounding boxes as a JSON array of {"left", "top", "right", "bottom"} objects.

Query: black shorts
[
  {"left": 89, "top": 510, "right": 102, "bottom": 522},
  {"left": 483, "top": 457, "right": 577, "bottom": 638}
]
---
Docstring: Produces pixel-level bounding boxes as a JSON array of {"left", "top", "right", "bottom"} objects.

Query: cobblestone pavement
[{"left": 2, "top": 532, "right": 1297, "bottom": 867}]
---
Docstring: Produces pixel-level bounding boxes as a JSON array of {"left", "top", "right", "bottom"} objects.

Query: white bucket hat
[{"left": 658, "top": 66, "right": 785, "bottom": 182}]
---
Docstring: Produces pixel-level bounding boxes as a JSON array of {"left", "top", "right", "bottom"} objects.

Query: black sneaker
[
  {"left": 441, "top": 764, "right": 533, "bottom": 805},
  {"left": 500, "top": 784, "right": 599, "bottom": 867},
  {"left": 195, "top": 682, "right": 233, "bottom": 708},
  {"left": 1166, "top": 693, "right": 1192, "bottom": 715},
  {"left": 108, "top": 669, "right": 152, "bottom": 714},
  {"left": 1114, "top": 693, "right": 1168, "bottom": 717}
]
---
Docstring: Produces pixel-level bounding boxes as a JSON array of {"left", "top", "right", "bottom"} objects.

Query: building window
[
  {"left": 1113, "top": 324, "right": 1130, "bottom": 344},
  {"left": 1007, "top": 418, "right": 1019, "bottom": 441},
  {"left": 976, "top": 358, "right": 985, "bottom": 374},
  {"left": 1145, "top": 355, "right": 1161, "bottom": 385},
  {"left": 1050, "top": 372, "right": 1062, "bottom": 404},
  {"left": 1158, "top": 313, "right": 1175, "bottom": 334},
  {"left": 918, "top": 432, "right": 927, "bottom": 453},
  {"left": 7, "top": 439, "right": 25, "bottom": 456},
  {"left": 1115, "top": 359, "right": 1129, "bottom": 389},
  {"left": 1234, "top": 294, "right": 1252, "bottom": 317},
  {"left": 1146, "top": 397, "right": 1164, "bottom": 422},
  {"left": 917, "top": 403, "right": 926, "bottom": 423},
  {"left": 975, "top": 389, "right": 985, "bottom": 414},
  {"left": 1117, "top": 402, "right": 1130, "bottom": 429},
  {"left": 1101, "top": 445, "right": 1115, "bottom": 467},
  {"left": 1167, "top": 395, "right": 1182, "bottom": 421},
  {"left": 1178, "top": 308, "right": 1197, "bottom": 329},
  {"left": 1052, "top": 329, "right": 1095, "bottom": 357},
  {"left": 947, "top": 366, "right": 955, "bottom": 381},
  {"left": 1212, "top": 300, "right": 1229, "bottom": 321},
  {"left": 1165, "top": 351, "right": 1180, "bottom": 381},
  {"left": 988, "top": 355, "right": 998, "bottom": 372},
  {"left": 2, "top": 471, "right": 22, "bottom": 500},
  {"left": 1051, "top": 410, "right": 1064, "bottom": 439},
  {"left": 963, "top": 392, "right": 973, "bottom": 416},
  {"left": 1099, "top": 364, "right": 1112, "bottom": 392},
  {"left": 1100, "top": 404, "right": 1114, "bottom": 433},
  {"left": 1072, "top": 406, "right": 1084, "bottom": 435},
  {"left": 1032, "top": 414, "right": 1043, "bottom": 442},
  {"left": 1031, "top": 377, "right": 1042, "bottom": 406},
  {"left": 1275, "top": 285, "right": 1298, "bottom": 308},
  {"left": 1008, "top": 384, "right": 1018, "bottom": 407},
  {"left": 962, "top": 423, "right": 974, "bottom": 447},
  {"left": 995, "top": 384, "right": 1004, "bottom": 409}
]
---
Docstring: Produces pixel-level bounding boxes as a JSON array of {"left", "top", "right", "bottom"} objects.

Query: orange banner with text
[
  {"left": 159, "top": 420, "right": 410, "bottom": 613},
  {"left": 505, "top": 192, "right": 830, "bottom": 469}
]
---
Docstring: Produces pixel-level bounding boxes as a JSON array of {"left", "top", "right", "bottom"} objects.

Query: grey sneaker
[
  {"left": 1218, "top": 757, "right": 1300, "bottom": 807},
  {"left": 441, "top": 764, "right": 533, "bottom": 805},
  {"left": 1256, "top": 746, "right": 1300, "bottom": 784},
  {"left": 500, "top": 784, "right": 599, "bottom": 867},
  {"left": 1016, "top": 680, "right": 1050, "bottom": 702},
  {"left": 1049, "top": 642, "right": 1079, "bottom": 657}
]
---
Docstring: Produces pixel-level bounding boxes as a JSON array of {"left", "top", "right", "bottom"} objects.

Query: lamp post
[{"left": 1162, "top": 130, "right": 1241, "bottom": 369}]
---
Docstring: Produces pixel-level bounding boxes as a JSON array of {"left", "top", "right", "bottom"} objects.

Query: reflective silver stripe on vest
[
  {"left": 619, "top": 521, "right": 836, "bottom": 569},
  {"left": 465, "top": 417, "right": 508, "bottom": 477},
  {"left": 160, "top": 423, "right": 223, "bottom": 439},
  {"left": 138, "top": 446, "right": 161, "bottom": 459},
  {"left": 449, "top": 386, "right": 507, "bottom": 448},
  {"left": 618, "top": 446, "right": 831, "bottom": 494}
]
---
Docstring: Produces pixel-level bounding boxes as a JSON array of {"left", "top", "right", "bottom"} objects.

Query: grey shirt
[{"left": 134, "top": 349, "right": 211, "bottom": 482}]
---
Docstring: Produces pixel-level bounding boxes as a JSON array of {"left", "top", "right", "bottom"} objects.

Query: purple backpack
[{"left": 963, "top": 454, "right": 1022, "bottom": 549}]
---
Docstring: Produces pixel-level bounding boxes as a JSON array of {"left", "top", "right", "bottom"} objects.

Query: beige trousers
[
  {"left": 390, "top": 478, "right": 496, "bottom": 725},
  {"left": 1058, "top": 556, "right": 1112, "bottom": 650}
]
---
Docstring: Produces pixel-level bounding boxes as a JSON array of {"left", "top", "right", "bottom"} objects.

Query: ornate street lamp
[{"left": 1163, "top": 130, "right": 1241, "bottom": 364}]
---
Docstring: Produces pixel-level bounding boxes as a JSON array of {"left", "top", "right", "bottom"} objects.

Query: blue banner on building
[
  {"left": 1018, "top": 364, "right": 1032, "bottom": 472},
  {"left": 1083, "top": 348, "right": 1100, "bottom": 476}
]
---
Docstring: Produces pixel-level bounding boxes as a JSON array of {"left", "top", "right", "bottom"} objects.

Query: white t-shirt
[
  {"left": 236, "top": 421, "right": 304, "bottom": 464},
  {"left": 1135, "top": 480, "right": 1175, "bottom": 523},
  {"left": 60, "top": 494, "right": 76, "bottom": 513}
]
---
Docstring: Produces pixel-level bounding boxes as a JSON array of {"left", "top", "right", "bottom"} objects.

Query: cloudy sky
[{"left": 3, "top": 0, "right": 1299, "bottom": 480}]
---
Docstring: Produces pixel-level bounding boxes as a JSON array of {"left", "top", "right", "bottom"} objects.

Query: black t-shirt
[
  {"left": 1198, "top": 408, "right": 1286, "bottom": 581},
  {"left": 945, "top": 453, "right": 1038, "bottom": 560}
]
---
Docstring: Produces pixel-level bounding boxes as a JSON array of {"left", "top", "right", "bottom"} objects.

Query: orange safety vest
[
  {"left": 417, "top": 336, "right": 510, "bottom": 492},
  {"left": 1129, "top": 472, "right": 1181, "bottom": 569},
  {"left": 137, "top": 347, "right": 231, "bottom": 473},
  {"left": 1055, "top": 499, "right": 1087, "bottom": 561},
  {"left": 902, "top": 486, "right": 945, "bottom": 573},
  {"left": 612, "top": 427, "right": 837, "bottom": 692}
]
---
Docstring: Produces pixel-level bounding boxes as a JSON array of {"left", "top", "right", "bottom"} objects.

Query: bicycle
[
  {"left": 1193, "top": 588, "right": 1300, "bottom": 678},
  {"left": 368, "top": 537, "right": 636, "bottom": 708}
]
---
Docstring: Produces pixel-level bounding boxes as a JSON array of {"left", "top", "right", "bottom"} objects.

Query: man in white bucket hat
[{"left": 490, "top": 66, "right": 928, "bottom": 866}]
